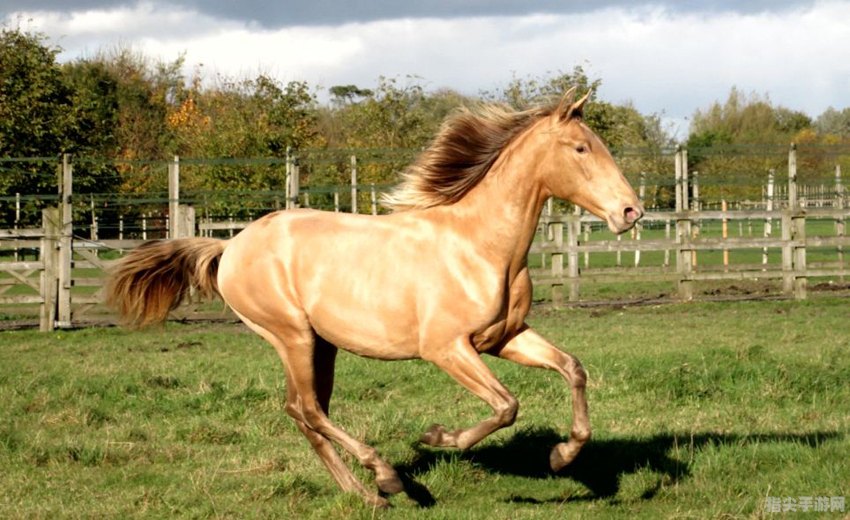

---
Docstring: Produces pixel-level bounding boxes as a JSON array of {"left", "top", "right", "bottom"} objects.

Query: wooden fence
[
  {"left": 532, "top": 207, "right": 849, "bottom": 302},
  {"left": 0, "top": 204, "right": 217, "bottom": 330},
  {"left": 1, "top": 146, "right": 848, "bottom": 330}
]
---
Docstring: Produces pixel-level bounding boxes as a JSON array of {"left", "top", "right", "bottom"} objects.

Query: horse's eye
[{"left": 575, "top": 145, "right": 588, "bottom": 154}]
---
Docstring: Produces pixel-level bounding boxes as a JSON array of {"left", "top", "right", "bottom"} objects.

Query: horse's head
[{"left": 537, "top": 88, "right": 643, "bottom": 234}]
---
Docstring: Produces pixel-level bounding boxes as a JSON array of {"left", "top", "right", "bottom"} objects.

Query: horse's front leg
[
  {"left": 490, "top": 325, "right": 590, "bottom": 471},
  {"left": 420, "top": 337, "right": 518, "bottom": 450}
]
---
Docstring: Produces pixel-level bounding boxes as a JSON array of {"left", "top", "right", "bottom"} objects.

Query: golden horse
[{"left": 108, "top": 88, "right": 643, "bottom": 507}]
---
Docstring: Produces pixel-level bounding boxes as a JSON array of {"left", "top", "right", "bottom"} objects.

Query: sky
[{"left": 4, "top": 0, "right": 849, "bottom": 138}]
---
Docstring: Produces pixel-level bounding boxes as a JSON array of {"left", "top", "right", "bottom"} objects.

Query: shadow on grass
[{"left": 395, "top": 427, "right": 844, "bottom": 506}]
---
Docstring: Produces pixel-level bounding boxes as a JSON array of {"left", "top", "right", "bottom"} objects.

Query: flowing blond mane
[{"left": 381, "top": 101, "right": 556, "bottom": 212}]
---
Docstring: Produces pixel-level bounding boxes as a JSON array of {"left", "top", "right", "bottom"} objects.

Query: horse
[{"left": 107, "top": 88, "right": 643, "bottom": 507}]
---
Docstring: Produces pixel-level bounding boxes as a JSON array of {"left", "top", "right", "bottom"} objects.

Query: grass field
[{"left": 1, "top": 297, "right": 848, "bottom": 519}]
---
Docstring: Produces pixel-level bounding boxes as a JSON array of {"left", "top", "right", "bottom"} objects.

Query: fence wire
[{"left": 2, "top": 144, "right": 849, "bottom": 237}]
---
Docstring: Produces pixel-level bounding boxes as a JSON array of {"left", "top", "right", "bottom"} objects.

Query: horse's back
[{"left": 218, "top": 210, "right": 431, "bottom": 358}]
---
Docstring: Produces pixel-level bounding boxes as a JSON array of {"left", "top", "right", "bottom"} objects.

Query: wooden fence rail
[
  {"left": 3, "top": 203, "right": 847, "bottom": 330},
  {"left": 530, "top": 207, "right": 850, "bottom": 302},
  {"left": 1, "top": 145, "right": 848, "bottom": 330}
]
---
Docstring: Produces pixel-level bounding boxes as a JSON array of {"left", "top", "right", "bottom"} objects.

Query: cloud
[
  {"left": 4, "top": 0, "right": 848, "bottom": 135},
  {"left": 4, "top": 0, "right": 817, "bottom": 28}
]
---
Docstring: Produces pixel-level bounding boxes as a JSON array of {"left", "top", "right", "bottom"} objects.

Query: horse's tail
[{"left": 106, "top": 238, "right": 226, "bottom": 328}]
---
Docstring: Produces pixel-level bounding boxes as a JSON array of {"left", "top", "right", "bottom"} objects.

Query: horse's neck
[{"left": 442, "top": 153, "right": 548, "bottom": 275}]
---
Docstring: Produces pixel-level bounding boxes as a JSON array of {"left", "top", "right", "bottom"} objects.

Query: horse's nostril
[{"left": 624, "top": 207, "right": 641, "bottom": 223}]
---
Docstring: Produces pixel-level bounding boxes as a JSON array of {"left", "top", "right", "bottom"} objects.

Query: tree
[
  {"left": 317, "top": 77, "right": 440, "bottom": 188},
  {"left": 686, "top": 88, "right": 817, "bottom": 204},
  {"left": 816, "top": 107, "right": 850, "bottom": 138},
  {"left": 61, "top": 60, "right": 122, "bottom": 194},
  {"left": 329, "top": 85, "right": 374, "bottom": 106},
  {"left": 480, "top": 65, "right": 600, "bottom": 110},
  {"left": 255, "top": 76, "right": 320, "bottom": 154},
  {"left": 166, "top": 73, "right": 321, "bottom": 214},
  {"left": 688, "top": 87, "right": 812, "bottom": 146},
  {"left": 0, "top": 28, "right": 71, "bottom": 196}
]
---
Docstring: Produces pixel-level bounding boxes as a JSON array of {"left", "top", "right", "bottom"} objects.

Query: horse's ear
[
  {"left": 558, "top": 88, "right": 592, "bottom": 121},
  {"left": 556, "top": 87, "right": 577, "bottom": 121}
]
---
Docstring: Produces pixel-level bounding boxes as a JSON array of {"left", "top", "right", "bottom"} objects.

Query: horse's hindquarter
[{"left": 219, "top": 209, "right": 529, "bottom": 359}]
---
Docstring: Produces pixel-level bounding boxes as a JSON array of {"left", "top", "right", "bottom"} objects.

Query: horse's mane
[{"left": 381, "top": 101, "right": 557, "bottom": 212}]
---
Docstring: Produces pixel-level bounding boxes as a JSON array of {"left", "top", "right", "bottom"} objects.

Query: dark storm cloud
[{"left": 4, "top": 0, "right": 816, "bottom": 27}]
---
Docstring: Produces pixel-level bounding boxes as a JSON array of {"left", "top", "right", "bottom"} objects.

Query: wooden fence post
[
  {"left": 674, "top": 147, "right": 693, "bottom": 300},
  {"left": 350, "top": 155, "right": 358, "bottom": 214},
  {"left": 792, "top": 211, "right": 807, "bottom": 299},
  {"left": 542, "top": 197, "right": 553, "bottom": 269},
  {"left": 584, "top": 223, "right": 591, "bottom": 269},
  {"left": 788, "top": 144, "right": 798, "bottom": 209},
  {"left": 781, "top": 211, "right": 793, "bottom": 295},
  {"left": 283, "top": 149, "right": 300, "bottom": 210},
  {"left": 14, "top": 192, "right": 20, "bottom": 261},
  {"left": 291, "top": 154, "right": 300, "bottom": 209},
  {"left": 677, "top": 214, "right": 694, "bottom": 301},
  {"left": 721, "top": 199, "right": 729, "bottom": 270},
  {"left": 836, "top": 164, "right": 844, "bottom": 274},
  {"left": 763, "top": 169, "right": 775, "bottom": 267},
  {"left": 567, "top": 206, "right": 580, "bottom": 301},
  {"left": 675, "top": 146, "right": 683, "bottom": 213},
  {"left": 691, "top": 170, "right": 700, "bottom": 211},
  {"left": 370, "top": 184, "right": 377, "bottom": 215},
  {"left": 690, "top": 170, "right": 700, "bottom": 267},
  {"left": 681, "top": 147, "right": 689, "bottom": 212},
  {"left": 89, "top": 195, "right": 98, "bottom": 241},
  {"left": 285, "top": 149, "right": 292, "bottom": 209},
  {"left": 177, "top": 205, "right": 196, "bottom": 238},
  {"left": 550, "top": 218, "right": 564, "bottom": 304},
  {"left": 40, "top": 208, "right": 60, "bottom": 332},
  {"left": 168, "top": 155, "right": 180, "bottom": 238},
  {"left": 57, "top": 154, "right": 73, "bottom": 328}
]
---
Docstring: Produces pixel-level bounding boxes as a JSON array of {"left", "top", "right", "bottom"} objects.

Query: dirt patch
[{"left": 811, "top": 281, "right": 850, "bottom": 292}]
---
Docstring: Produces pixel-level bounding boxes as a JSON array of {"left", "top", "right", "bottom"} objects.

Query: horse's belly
[{"left": 308, "top": 304, "right": 421, "bottom": 360}]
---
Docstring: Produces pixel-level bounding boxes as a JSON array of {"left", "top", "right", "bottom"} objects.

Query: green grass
[{"left": 1, "top": 298, "right": 849, "bottom": 518}]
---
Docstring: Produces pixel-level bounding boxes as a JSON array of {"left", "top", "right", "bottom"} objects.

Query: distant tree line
[{"left": 2, "top": 27, "right": 849, "bottom": 207}]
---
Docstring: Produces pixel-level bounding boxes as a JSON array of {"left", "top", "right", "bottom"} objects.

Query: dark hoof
[{"left": 377, "top": 476, "right": 404, "bottom": 495}]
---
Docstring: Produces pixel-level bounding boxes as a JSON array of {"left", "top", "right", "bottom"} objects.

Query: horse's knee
[
  {"left": 284, "top": 401, "right": 301, "bottom": 421},
  {"left": 299, "top": 406, "right": 328, "bottom": 430},
  {"left": 497, "top": 396, "right": 519, "bottom": 427},
  {"left": 285, "top": 398, "right": 325, "bottom": 430}
]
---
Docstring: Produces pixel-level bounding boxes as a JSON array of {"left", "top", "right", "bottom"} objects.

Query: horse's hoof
[
  {"left": 376, "top": 472, "right": 404, "bottom": 495},
  {"left": 420, "top": 424, "right": 448, "bottom": 447},
  {"left": 550, "top": 441, "right": 581, "bottom": 472}
]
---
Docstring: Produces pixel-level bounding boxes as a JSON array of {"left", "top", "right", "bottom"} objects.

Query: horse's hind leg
[
  {"left": 285, "top": 340, "right": 388, "bottom": 506},
  {"left": 238, "top": 316, "right": 394, "bottom": 506},
  {"left": 276, "top": 327, "right": 403, "bottom": 498},
  {"left": 491, "top": 325, "right": 590, "bottom": 471}
]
